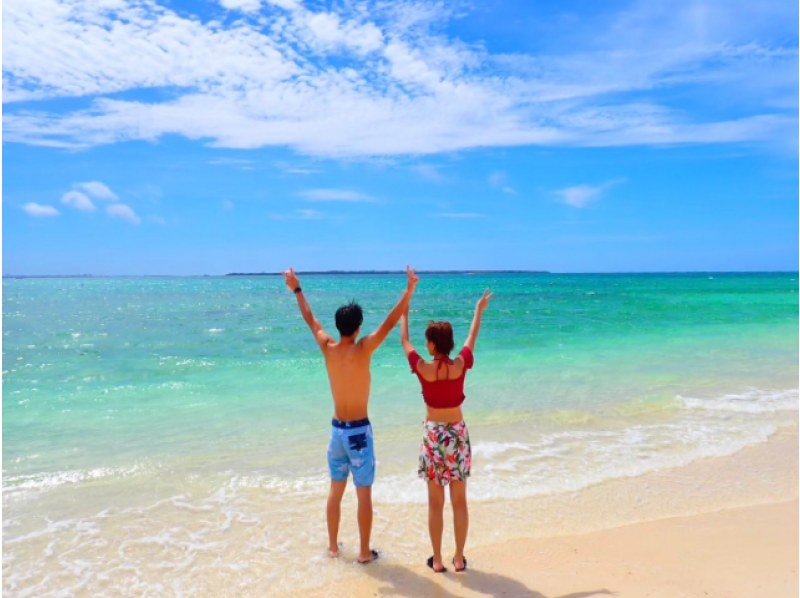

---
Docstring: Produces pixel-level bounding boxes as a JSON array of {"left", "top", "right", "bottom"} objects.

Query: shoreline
[{"left": 307, "top": 423, "right": 798, "bottom": 597}]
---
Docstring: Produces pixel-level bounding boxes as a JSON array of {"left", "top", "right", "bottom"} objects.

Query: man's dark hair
[{"left": 335, "top": 301, "right": 363, "bottom": 337}]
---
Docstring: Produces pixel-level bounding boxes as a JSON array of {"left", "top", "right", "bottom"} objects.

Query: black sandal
[{"left": 426, "top": 556, "right": 447, "bottom": 573}]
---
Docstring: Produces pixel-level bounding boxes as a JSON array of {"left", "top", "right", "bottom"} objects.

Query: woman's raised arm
[{"left": 464, "top": 289, "right": 493, "bottom": 353}]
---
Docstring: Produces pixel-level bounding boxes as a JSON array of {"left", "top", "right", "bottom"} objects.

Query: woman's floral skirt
[{"left": 418, "top": 420, "right": 471, "bottom": 485}]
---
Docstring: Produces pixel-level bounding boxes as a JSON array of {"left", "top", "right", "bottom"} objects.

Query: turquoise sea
[{"left": 3, "top": 272, "right": 798, "bottom": 595}]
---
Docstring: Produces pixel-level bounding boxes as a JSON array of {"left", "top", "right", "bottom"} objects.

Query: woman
[{"left": 400, "top": 289, "right": 492, "bottom": 573}]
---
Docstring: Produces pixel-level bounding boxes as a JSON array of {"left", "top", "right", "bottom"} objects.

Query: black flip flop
[
  {"left": 427, "top": 556, "right": 447, "bottom": 573},
  {"left": 358, "top": 549, "right": 380, "bottom": 565},
  {"left": 452, "top": 556, "right": 468, "bottom": 572}
]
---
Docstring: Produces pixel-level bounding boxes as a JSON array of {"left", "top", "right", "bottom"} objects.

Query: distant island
[{"left": 226, "top": 270, "right": 551, "bottom": 276}]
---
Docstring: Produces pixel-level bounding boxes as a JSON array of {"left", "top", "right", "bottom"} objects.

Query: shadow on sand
[
  {"left": 455, "top": 568, "right": 615, "bottom": 598},
  {"left": 361, "top": 562, "right": 460, "bottom": 598},
  {"left": 362, "top": 561, "right": 614, "bottom": 598}
]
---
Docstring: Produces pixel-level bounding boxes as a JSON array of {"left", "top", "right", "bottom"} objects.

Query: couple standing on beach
[{"left": 283, "top": 266, "right": 492, "bottom": 573}]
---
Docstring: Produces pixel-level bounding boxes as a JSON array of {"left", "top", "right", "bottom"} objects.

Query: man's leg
[
  {"left": 449, "top": 480, "right": 468, "bottom": 570},
  {"left": 327, "top": 479, "right": 347, "bottom": 557},
  {"left": 427, "top": 480, "right": 446, "bottom": 571},
  {"left": 355, "top": 485, "right": 376, "bottom": 563}
]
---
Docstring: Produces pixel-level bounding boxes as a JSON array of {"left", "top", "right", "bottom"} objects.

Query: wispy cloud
[
  {"left": 107, "top": 203, "right": 141, "bottom": 224},
  {"left": 488, "top": 171, "right": 507, "bottom": 187},
  {"left": 75, "top": 181, "right": 117, "bottom": 201},
  {"left": 296, "top": 208, "right": 324, "bottom": 219},
  {"left": 297, "top": 189, "right": 374, "bottom": 202},
  {"left": 22, "top": 202, "right": 59, "bottom": 217},
  {"left": 489, "top": 171, "right": 516, "bottom": 194},
  {"left": 61, "top": 190, "right": 96, "bottom": 212},
  {"left": 209, "top": 158, "right": 256, "bottom": 168},
  {"left": 2, "top": 1, "right": 794, "bottom": 156},
  {"left": 555, "top": 178, "right": 626, "bottom": 208},
  {"left": 270, "top": 208, "right": 325, "bottom": 220},
  {"left": 274, "top": 161, "right": 322, "bottom": 175},
  {"left": 414, "top": 164, "right": 446, "bottom": 183}
]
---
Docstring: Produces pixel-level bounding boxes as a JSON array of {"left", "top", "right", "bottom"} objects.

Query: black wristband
[{"left": 293, "top": 287, "right": 302, "bottom": 294}]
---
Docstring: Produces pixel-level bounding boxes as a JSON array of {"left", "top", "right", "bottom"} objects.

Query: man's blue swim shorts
[{"left": 327, "top": 417, "right": 375, "bottom": 487}]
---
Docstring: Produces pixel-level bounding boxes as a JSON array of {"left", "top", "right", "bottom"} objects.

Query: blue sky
[{"left": 3, "top": 0, "right": 797, "bottom": 275}]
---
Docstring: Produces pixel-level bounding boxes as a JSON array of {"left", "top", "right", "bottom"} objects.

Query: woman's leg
[
  {"left": 427, "top": 480, "right": 446, "bottom": 571},
  {"left": 449, "top": 480, "right": 468, "bottom": 569}
]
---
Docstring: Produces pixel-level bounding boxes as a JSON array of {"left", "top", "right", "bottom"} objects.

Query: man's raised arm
[
  {"left": 362, "top": 266, "right": 419, "bottom": 353},
  {"left": 283, "top": 267, "right": 332, "bottom": 348}
]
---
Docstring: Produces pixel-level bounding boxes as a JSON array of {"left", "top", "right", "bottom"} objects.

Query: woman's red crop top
[{"left": 407, "top": 346, "right": 474, "bottom": 409}]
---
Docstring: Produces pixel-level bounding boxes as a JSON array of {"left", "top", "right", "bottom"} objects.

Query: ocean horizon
[{"left": 4, "top": 269, "right": 798, "bottom": 278}]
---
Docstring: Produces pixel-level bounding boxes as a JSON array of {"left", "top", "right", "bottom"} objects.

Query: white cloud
[
  {"left": 22, "top": 202, "right": 60, "bottom": 217},
  {"left": 61, "top": 190, "right": 96, "bottom": 211},
  {"left": 555, "top": 178, "right": 626, "bottom": 208},
  {"left": 75, "top": 181, "right": 117, "bottom": 200},
  {"left": 556, "top": 185, "right": 602, "bottom": 208},
  {"left": 266, "top": 0, "right": 300, "bottom": 10},
  {"left": 302, "top": 11, "right": 384, "bottom": 56},
  {"left": 106, "top": 203, "right": 141, "bottom": 224},
  {"left": 2, "top": 0, "right": 795, "bottom": 155},
  {"left": 219, "top": 0, "right": 262, "bottom": 13},
  {"left": 297, "top": 189, "right": 374, "bottom": 202}
]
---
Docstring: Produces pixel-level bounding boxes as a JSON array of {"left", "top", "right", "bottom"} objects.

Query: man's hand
[
  {"left": 283, "top": 267, "right": 301, "bottom": 293},
  {"left": 406, "top": 265, "right": 419, "bottom": 294}
]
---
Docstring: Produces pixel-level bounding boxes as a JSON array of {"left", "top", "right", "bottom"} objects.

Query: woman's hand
[{"left": 477, "top": 289, "right": 493, "bottom": 312}]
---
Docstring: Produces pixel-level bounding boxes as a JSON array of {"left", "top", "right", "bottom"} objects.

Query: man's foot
[
  {"left": 452, "top": 556, "right": 467, "bottom": 572},
  {"left": 426, "top": 556, "right": 447, "bottom": 573},
  {"left": 357, "top": 549, "right": 379, "bottom": 564},
  {"left": 328, "top": 543, "right": 342, "bottom": 558}
]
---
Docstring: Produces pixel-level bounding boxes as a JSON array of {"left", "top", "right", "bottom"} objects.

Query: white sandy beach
[{"left": 307, "top": 424, "right": 798, "bottom": 598}]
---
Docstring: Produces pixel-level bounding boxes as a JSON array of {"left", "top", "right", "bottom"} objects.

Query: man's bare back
[{"left": 322, "top": 338, "right": 374, "bottom": 421}]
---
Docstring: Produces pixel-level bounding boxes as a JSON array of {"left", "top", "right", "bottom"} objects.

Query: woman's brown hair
[{"left": 425, "top": 321, "right": 454, "bottom": 356}]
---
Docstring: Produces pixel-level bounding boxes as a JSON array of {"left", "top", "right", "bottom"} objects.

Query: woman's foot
[
  {"left": 426, "top": 556, "right": 447, "bottom": 573},
  {"left": 357, "top": 549, "right": 380, "bottom": 564},
  {"left": 452, "top": 555, "right": 467, "bottom": 572}
]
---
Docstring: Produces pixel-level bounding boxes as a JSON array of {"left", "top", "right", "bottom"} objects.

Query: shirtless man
[{"left": 283, "top": 266, "right": 419, "bottom": 564}]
